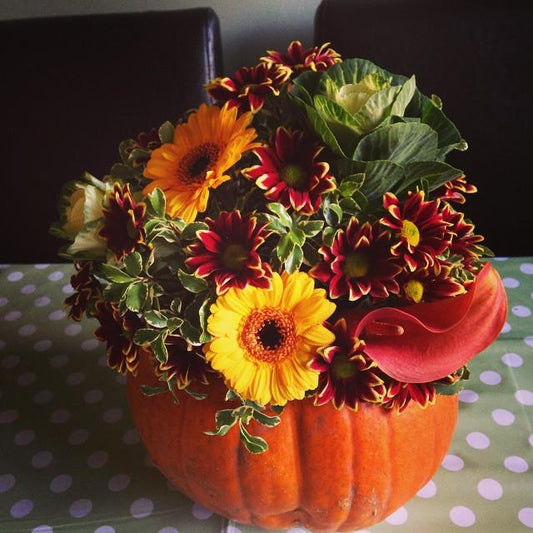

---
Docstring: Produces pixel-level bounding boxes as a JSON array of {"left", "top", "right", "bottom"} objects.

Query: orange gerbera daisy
[{"left": 143, "top": 104, "right": 258, "bottom": 222}]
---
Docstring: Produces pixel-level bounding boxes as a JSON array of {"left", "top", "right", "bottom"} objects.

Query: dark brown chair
[
  {"left": 0, "top": 8, "right": 222, "bottom": 262},
  {"left": 315, "top": 0, "right": 532, "bottom": 256}
]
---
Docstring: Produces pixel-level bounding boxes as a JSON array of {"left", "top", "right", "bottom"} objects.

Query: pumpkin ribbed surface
[{"left": 127, "top": 354, "right": 458, "bottom": 532}]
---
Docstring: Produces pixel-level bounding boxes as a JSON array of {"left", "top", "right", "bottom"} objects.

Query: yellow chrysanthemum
[
  {"left": 205, "top": 271, "right": 336, "bottom": 406},
  {"left": 143, "top": 103, "right": 258, "bottom": 223}
]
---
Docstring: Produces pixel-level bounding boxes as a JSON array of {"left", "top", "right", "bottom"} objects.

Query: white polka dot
[
  {"left": 450, "top": 506, "right": 476, "bottom": 527},
  {"left": 7, "top": 271, "right": 24, "bottom": 282},
  {"left": 50, "top": 354, "right": 68, "bottom": 368},
  {"left": 417, "top": 479, "right": 437, "bottom": 498},
  {"left": 34, "top": 263, "right": 50, "bottom": 269},
  {"left": 519, "top": 508, "right": 533, "bottom": 528},
  {"left": 123, "top": 428, "right": 140, "bottom": 445},
  {"left": 50, "top": 474, "right": 72, "bottom": 493},
  {"left": 492, "top": 257, "right": 509, "bottom": 261},
  {"left": 68, "top": 429, "right": 89, "bottom": 445},
  {"left": 10, "top": 498, "right": 33, "bottom": 518},
  {"left": 520, "top": 263, "right": 533, "bottom": 274},
  {"left": 21, "top": 284, "right": 36, "bottom": 294},
  {"left": 477, "top": 478, "right": 503, "bottom": 500},
  {"left": 501, "top": 322, "right": 511, "bottom": 333},
  {"left": 66, "top": 372, "right": 86, "bottom": 386},
  {"left": 466, "top": 431, "right": 490, "bottom": 450},
  {"left": 81, "top": 338, "right": 100, "bottom": 351},
  {"left": 385, "top": 506, "right": 408, "bottom": 525},
  {"left": 84, "top": 389, "right": 103, "bottom": 404},
  {"left": 502, "top": 352, "right": 524, "bottom": 367},
  {"left": 94, "top": 527, "right": 116, "bottom": 533},
  {"left": 492, "top": 408, "right": 515, "bottom": 426},
  {"left": 65, "top": 323, "right": 82, "bottom": 336},
  {"left": 512, "top": 305, "right": 531, "bottom": 317},
  {"left": 529, "top": 434, "right": 533, "bottom": 447},
  {"left": 69, "top": 498, "right": 92, "bottom": 518},
  {"left": 34, "top": 389, "right": 53, "bottom": 405},
  {"left": 4, "top": 310, "right": 22, "bottom": 321},
  {"left": 87, "top": 451, "right": 109, "bottom": 469},
  {"left": 62, "top": 283, "right": 74, "bottom": 294},
  {"left": 158, "top": 528, "right": 179, "bottom": 533},
  {"left": 0, "top": 409, "right": 19, "bottom": 424},
  {"left": 286, "top": 529, "right": 307, "bottom": 533},
  {"left": 479, "top": 370, "right": 501, "bottom": 385},
  {"left": 131, "top": 498, "right": 154, "bottom": 519},
  {"left": 2, "top": 354, "right": 20, "bottom": 369},
  {"left": 503, "top": 277, "right": 519, "bottom": 288},
  {"left": 442, "top": 454, "right": 464, "bottom": 471},
  {"left": 18, "top": 324, "right": 37, "bottom": 336},
  {"left": 34, "top": 339, "right": 52, "bottom": 352},
  {"left": 515, "top": 390, "right": 533, "bottom": 406},
  {"left": 32, "top": 525, "right": 53, "bottom": 533},
  {"left": 108, "top": 474, "right": 130, "bottom": 492},
  {"left": 459, "top": 389, "right": 479, "bottom": 403},
  {"left": 48, "top": 271, "right": 65, "bottom": 281},
  {"left": 0, "top": 473, "right": 16, "bottom": 492},
  {"left": 0, "top": 296, "right": 8, "bottom": 306},
  {"left": 192, "top": 502, "right": 213, "bottom": 520},
  {"left": 18, "top": 372, "right": 37, "bottom": 386},
  {"left": 504, "top": 456, "right": 529, "bottom": 473},
  {"left": 103, "top": 408, "right": 123, "bottom": 423},
  {"left": 525, "top": 336, "right": 533, "bottom": 347},
  {"left": 14, "top": 429, "right": 36, "bottom": 446},
  {"left": 32, "top": 451, "right": 53, "bottom": 468},
  {"left": 225, "top": 527, "right": 242, "bottom": 533},
  {"left": 51, "top": 409, "right": 71, "bottom": 424},
  {"left": 34, "top": 296, "right": 51, "bottom": 307},
  {"left": 48, "top": 310, "right": 66, "bottom": 321}
]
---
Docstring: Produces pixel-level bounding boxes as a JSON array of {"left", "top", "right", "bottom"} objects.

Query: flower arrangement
[{"left": 51, "top": 41, "right": 507, "bottom": 454}]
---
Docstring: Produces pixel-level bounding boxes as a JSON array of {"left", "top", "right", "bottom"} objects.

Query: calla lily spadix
[{"left": 346, "top": 263, "right": 507, "bottom": 383}]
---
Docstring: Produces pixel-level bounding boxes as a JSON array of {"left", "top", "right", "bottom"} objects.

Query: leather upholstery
[
  {"left": 0, "top": 8, "right": 222, "bottom": 262},
  {"left": 315, "top": 0, "right": 532, "bottom": 256}
]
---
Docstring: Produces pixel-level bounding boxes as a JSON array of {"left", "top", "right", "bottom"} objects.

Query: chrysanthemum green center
[
  {"left": 221, "top": 243, "right": 249, "bottom": 271},
  {"left": 343, "top": 251, "right": 369, "bottom": 278},
  {"left": 178, "top": 142, "right": 221, "bottom": 184},
  {"left": 332, "top": 353, "right": 358, "bottom": 379},
  {"left": 405, "top": 279, "right": 424, "bottom": 303},
  {"left": 401, "top": 220, "right": 420, "bottom": 247},
  {"left": 280, "top": 164, "right": 308, "bottom": 189}
]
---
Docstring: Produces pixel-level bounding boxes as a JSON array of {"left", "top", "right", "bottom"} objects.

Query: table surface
[{"left": 0, "top": 259, "right": 532, "bottom": 533}]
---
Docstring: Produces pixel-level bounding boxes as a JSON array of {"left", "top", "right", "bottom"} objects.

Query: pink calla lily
[{"left": 344, "top": 263, "right": 508, "bottom": 383}]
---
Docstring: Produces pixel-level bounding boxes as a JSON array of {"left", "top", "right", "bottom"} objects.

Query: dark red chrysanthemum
[
  {"left": 99, "top": 182, "right": 146, "bottom": 260},
  {"left": 206, "top": 63, "right": 290, "bottom": 113},
  {"left": 310, "top": 218, "right": 402, "bottom": 301},
  {"left": 380, "top": 191, "right": 450, "bottom": 272},
  {"left": 310, "top": 319, "right": 387, "bottom": 410},
  {"left": 185, "top": 211, "right": 273, "bottom": 295},
  {"left": 243, "top": 127, "right": 335, "bottom": 214},
  {"left": 94, "top": 301, "right": 144, "bottom": 375},
  {"left": 262, "top": 40, "right": 341, "bottom": 76},
  {"left": 437, "top": 175, "right": 477, "bottom": 205},
  {"left": 380, "top": 380, "right": 436, "bottom": 413},
  {"left": 155, "top": 335, "right": 213, "bottom": 389},
  {"left": 64, "top": 262, "right": 102, "bottom": 321},
  {"left": 123, "top": 128, "right": 162, "bottom": 167},
  {"left": 398, "top": 263, "right": 466, "bottom": 304}
]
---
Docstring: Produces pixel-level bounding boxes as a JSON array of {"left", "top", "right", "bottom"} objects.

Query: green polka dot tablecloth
[{"left": 1, "top": 259, "right": 532, "bottom": 533}]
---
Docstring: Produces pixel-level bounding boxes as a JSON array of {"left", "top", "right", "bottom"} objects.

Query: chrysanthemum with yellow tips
[{"left": 204, "top": 271, "right": 336, "bottom": 406}]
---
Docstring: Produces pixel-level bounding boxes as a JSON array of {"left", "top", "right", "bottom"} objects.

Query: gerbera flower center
[
  {"left": 405, "top": 279, "right": 424, "bottom": 303},
  {"left": 280, "top": 164, "right": 308, "bottom": 189},
  {"left": 221, "top": 243, "right": 249, "bottom": 271},
  {"left": 401, "top": 220, "right": 420, "bottom": 247},
  {"left": 178, "top": 142, "right": 221, "bottom": 184},
  {"left": 240, "top": 307, "right": 296, "bottom": 364},
  {"left": 343, "top": 251, "right": 369, "bottom": 278}
]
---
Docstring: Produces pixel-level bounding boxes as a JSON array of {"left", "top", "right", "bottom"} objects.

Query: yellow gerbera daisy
[
  {"left": 143, "top": 103, "right": 258, "bottom": 222},
  {"left": 205, "top": 271, "right": 336, "bottom": 406}
]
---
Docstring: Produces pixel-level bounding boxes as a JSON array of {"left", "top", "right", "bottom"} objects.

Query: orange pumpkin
[{"left": 127, "top": 353, "right": 458, "bottom": 532}]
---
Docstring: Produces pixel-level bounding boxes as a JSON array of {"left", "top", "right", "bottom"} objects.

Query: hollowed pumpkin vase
[{"left": 127, "top": 354, "right": 458, "bottom": 532}]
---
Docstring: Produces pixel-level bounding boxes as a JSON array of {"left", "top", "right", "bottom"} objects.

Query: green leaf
[
  {"left": 180, "top": 319, "right": 202, "bottom": 345},
  {"left": 125, "top": 282, "right": 148, "bottom": 313},
  {"left": 285, "top": 244, "right": 303, "bottom": 273},
  {"left": 338, "top": 174, "right": 365, "bottom": 197},
  {"left": 151, "top": 332, "right": 168, "bottom": 363},
  {"left": 298, "top": 220, "right": 324, "bottom": 237},
  {"left": 270, "top": 405, "right": 285, "bottom": 415},
  {"left": 103, "top": 282, "right": 130, "bottom": 304},
  {"left": 398, "top": 161, "right": 464, "bottom": 194},
  {"left": 267, "top": 203, "right": 292, "bottom": 228},
  {"left": 133, "top": 328, "right": 161, "bottom": 345},
  {"left": 239, "top": 423, "right": 268, "bottom": 454},
  {"left": 289, "top": 228, "right": 305, "bottom": 246},
  {"left": 158, "top": 121, "right": 175, "bottom": 144},
  {"left": 181, "top": 222, "right": 209, "bottom": 241},
  {"left": 322, "top": 226, "right": 337, "bottom": 247},
  {"left": 143, "top": 310, "right": 168, "bottom": 328},
  {"left": 184, "top": 387, "right": 208, "bottom": 400},
  {"left": 166, "top": 316, "right": 184, "bottom": 333},
  {"left": 100, "top": 264, "right": 135, "bottom": 283},
  {"left": 277, "top": 233, "right": 294, "bottom": 262},
  {"left": 252, "top": 410, "right": 281, "bottom": 428},
  {"left": 264, "top": 215, "right": 288, "bottom": 234},
  {"left": 205, "top": 409, "right": 238, "bottom": 436},
  {"left": 146, "top": 188, "right": 166, "bottom": 218},
  {"left": 140, "top": 385, "right": 168, "bottom": 397},
  {"left": 323, "top": 199, "right": 342, "bottom": 226},
  {"left": 177, "top": 269, "right": 209, "bottom": 293},
  {"left": 304, "top": 103, "right": 347, "bottom": 157},
  {"left": 123, "top": 251, "right": 143, "bottom": 277},
  {"left": 359, "top": 160, "right": 403, "bottom": 201},
  {"left": 339, "top": 197, "right": 359, "bottom": 216}
]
